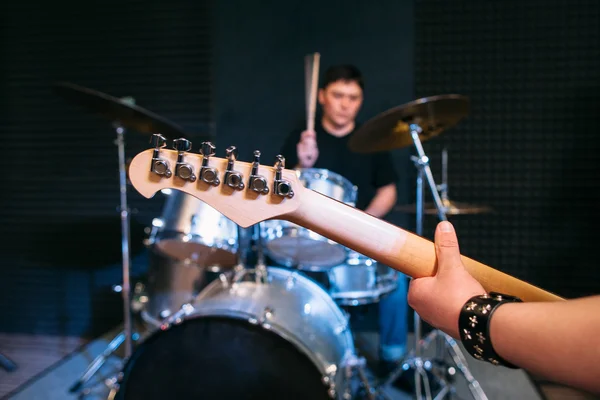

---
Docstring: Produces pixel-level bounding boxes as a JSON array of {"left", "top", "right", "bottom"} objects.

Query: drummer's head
[{"left": 319, "top": 65, "right": 364, "bottom": 130}]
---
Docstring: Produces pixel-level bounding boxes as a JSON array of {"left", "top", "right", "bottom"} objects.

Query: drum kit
[{"left": 53, "top": 82, "right": 493, "bottom": 400}]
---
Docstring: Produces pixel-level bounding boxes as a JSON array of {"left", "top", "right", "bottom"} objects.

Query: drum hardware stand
[
  {"left": 68, "top": 120, "right": 139, "bottom": 394},
  {"left": 378, "top": 125, "right": 487, "bottom": 400},
  {"left": 342, "top": 355, "right": 377, "bottom": 400},
  {"left": 0, "top": 351, "right": 17, "bottom": 372}
]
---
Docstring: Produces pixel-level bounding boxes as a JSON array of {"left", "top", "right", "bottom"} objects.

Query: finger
[
  {"left": 407, "top": 276, "right": 434, "bottom": 310},
  {"left": 301, "top": 130, "right": 316, "bottom": 140},
  {"left": 434, "top": 221, "right": 463, "bottom": 273}
]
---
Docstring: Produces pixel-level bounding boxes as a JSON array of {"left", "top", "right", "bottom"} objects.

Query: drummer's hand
[
  {"left": 407, "top": 221, "right": 486, "bottom": 339},
  {"left": 297, "top": 130, "right": 318, "bottom": 168}
]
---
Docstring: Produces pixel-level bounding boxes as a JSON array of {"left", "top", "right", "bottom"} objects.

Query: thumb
[{"left": 434, "top": 221, "right": 463, "bottom": 274}]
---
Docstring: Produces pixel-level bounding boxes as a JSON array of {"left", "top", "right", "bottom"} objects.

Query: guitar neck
[{"left": 284, "top": 188, "right": 564, "bottom": 303}]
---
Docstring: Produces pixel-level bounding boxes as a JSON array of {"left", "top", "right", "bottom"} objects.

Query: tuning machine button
[
  {"left": 224, "top": 146, "right": 245, "bottom": 190},
  {"left": 199, "top": 142, "right": 220, "bottom": 186},
  {"left": 273, "top": 155, "right": 294, "bottom": 198},
  {"left": 172, "top": 138, "right": 196, "bottom": 182},
  {"left": 248, "top": 150, "right": 269, "bottom": 195},
  {"left": 150, "top": 134, "right": 172, "bottom": 178}
]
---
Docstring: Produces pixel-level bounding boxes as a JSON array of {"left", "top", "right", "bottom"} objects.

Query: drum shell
[
  {"left": 194, "top": 267, "right": 355, "bottom": 385},
  {"left": 328, "top": 256, "right": 398, "bottom": 306},
  {"left": 132, "top": 249, "right": 225, "bottom": 326},
  {"left": 115, "top": 267, "right": 356, "bottom": 400},
  {"left": 261, "top": 169, "right": 357, "bottom": 269},
  {"left": 148, "top": 190, "right": 239, "bottom": 268}
]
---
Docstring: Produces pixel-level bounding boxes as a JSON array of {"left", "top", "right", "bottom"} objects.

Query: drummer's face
[{"left": 319, "top": 80, "right": 363, "bottom": 128}]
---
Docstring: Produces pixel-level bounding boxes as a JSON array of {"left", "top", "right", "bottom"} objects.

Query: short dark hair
[{"left": 321, "top": 64, "right": 364, "bottom": 91}]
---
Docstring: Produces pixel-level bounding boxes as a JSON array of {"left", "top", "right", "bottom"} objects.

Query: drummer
[{"left": 278, "top": 64, "right": 408, "bottom": 373}]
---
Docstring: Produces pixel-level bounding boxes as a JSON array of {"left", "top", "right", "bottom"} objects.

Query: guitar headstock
[{"left": 128, "top": 134, "right": 303, "bottom": 227}]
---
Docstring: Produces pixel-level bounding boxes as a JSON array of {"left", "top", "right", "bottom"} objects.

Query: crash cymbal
[
  {"left": 394, "top": 198, "right": 492, "bottom": 215},
  {"left": 348, "top": 94, "right": 469, "bottom": 153},
  {"left": 53, "top": 82, "right": 187, "bottom": 138}
]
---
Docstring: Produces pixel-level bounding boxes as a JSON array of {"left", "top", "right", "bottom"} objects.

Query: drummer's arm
[{"left": 364, "top": 183, "right": 396, "bottom": 218}]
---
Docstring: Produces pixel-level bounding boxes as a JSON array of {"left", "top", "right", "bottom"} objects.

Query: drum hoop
[
  {"left": 195, "top": 267, "right": 356, "bottom": 373},
  {"left": 190, "top": 308, "right": 345, "bottom": 377},
  {"left": 296, "top": 168, "right": 358, "bottom": 203},
  {"left": 150, "top": 230, "right": 238, "bottom": 252}
]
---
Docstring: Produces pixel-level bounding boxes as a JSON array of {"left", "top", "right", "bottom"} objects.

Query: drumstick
[{"left": 305, "top": 52, "right": 320, "bottom": 132}]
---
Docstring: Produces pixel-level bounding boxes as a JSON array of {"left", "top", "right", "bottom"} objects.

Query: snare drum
[
  {"left": 147, "top": 190, "right": 239, "bottom": 268},
  {"left": 111, "top": 266, "right": 360, "bottom": 400},
  {"left": 261, "top": 169, "right": 357, "bottom": 270},
  {"left": 328, "top": 252, "right": 398, "bottom": 306}
]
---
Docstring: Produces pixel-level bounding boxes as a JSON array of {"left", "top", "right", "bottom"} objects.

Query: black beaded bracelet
[{"left": 458, "top": 292, "right": 523, "bottom": 368}]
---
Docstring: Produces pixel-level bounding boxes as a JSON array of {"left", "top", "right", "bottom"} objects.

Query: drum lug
[
  {"left": 322, "top": 365, "right": 338, "bottom": 398},
  {"left": 334, "top": 321, "right": 349, "bottom": 335},
  {"left": 259, "top": 306, "right": 274, "bottom": 328},
  {"left": 160, "top": 303, "right": 195, "bottom": 330}
]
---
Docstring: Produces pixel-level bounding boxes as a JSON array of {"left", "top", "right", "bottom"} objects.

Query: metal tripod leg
[
  {"left": 440, "top": 331, "right": 488, "bottom": 400},
  {"left": 0, "top": 351, "right": 17, "bottom": 372},
  {"left": 379, "top": 125, "right": 488, "bottom": 400},
  {"left": 68, "top": 332, "right": 126, "bottom": 393}
]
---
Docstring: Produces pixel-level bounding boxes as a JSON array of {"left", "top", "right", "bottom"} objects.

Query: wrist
[{"left": 458, "top": 292, "right": 522, "bottom": 368}]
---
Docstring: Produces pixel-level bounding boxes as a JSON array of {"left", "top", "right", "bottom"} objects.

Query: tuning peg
[
  {"left": 226, "top": 146, "right": 238, "bottom": 161},
  {"left": 172, "top": 138, "right": 196, "bottom": 182},
  {"left": 249, "top": 150, "right": 269, "bottom": 194},
  {"left": 273, "top": 155, "right": 293, "bottom": 198},
  {"left": 173, "top": 138, "right": 192, "bottom": 152},
  {"left": 224, "top": 146, "right": 244, "bottom": 190},
  {"left": 198, "top": 141, "right": 220, "bottom": 186},
  {"left": 150, "top": 134, "right": 167, "bottom": 149},
  {"left": 149, "top": 134, "right": 172, "bottom": 178},
  {"left": 200, "top": 142, "right": 216, "bottom": 158},
  {"left": 253, "top": 150, "right": 262, "bottom": 163}
]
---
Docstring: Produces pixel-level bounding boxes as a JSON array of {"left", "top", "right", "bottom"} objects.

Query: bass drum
[
  {"left": 112, "top": 267, "right": 358, "bottom": 400},
  {"left": 261, "top": 168, "right": 358, "bottom": 270}
]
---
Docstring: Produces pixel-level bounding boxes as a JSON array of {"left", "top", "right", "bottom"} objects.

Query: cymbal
[
  {"left": 53, "top": 82, "right": 187, "bottom": 137},
  {"left": 348, "top": 94, "right": 470, "bottom": 153},
  {"left": 394, "top": 198, "right": 492, "bottom": 215}
]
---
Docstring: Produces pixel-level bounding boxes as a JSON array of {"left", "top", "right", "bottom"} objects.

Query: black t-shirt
[{"left": 279, "top": 121, "right": 399, "bottom": 211}]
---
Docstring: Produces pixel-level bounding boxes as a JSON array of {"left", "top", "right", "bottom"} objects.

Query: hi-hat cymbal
[
  {"left": 348, "top": 94, "right": 470, "bottom": 153},
  {"left": 394, "top": 198, "right": 492, "bottom": 215},
  {"left": 53, "top": 82, "right": 188, "bottom": 138}
]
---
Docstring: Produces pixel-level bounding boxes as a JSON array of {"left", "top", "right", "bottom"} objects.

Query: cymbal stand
[
  {"left": 0, "top": 352, "right": 17, "bottom": 372},
  {"left": 114, "top": 123, "right": 134, "bottom": 359},
  {"left": 68, "top": 123, "right": 136, "bottom": 394},
  {"left": 379, "top": 124, "right": 487, "bottom": 400}
]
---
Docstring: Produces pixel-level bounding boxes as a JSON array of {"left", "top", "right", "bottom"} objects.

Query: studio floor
[{"left": 3, "top": 322, "right": 595, "bottom": 400}]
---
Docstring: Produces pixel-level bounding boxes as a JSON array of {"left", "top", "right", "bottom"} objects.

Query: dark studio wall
[
  {"left": 0, "top": 0, "right": 415, "bottom": 337},
  {"left": 213, "top": 0, "right": 416, "bottom": 231},
  {"left": 0, "top": 1, "right": 214, "bottom": 336},
  {"left": 414, "top": 0, "right": 600, "bottom": 299}
]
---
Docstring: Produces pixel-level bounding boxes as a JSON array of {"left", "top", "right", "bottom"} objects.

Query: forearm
[
  {"left": 490, "top": 296, "right": 600, "bottom": 394},
  {"left": 364, "top": 184, "right": 396, "bottom": 218}
]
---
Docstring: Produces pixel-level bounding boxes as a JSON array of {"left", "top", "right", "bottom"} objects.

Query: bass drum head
[{"left": 114, "top": 316, "right": 334, "bottom": 400}]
